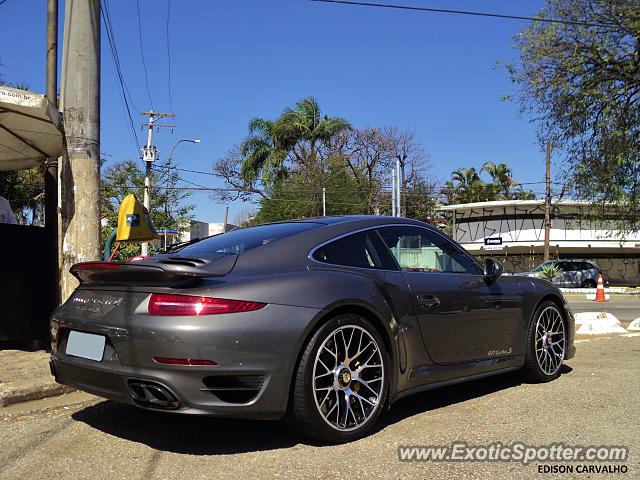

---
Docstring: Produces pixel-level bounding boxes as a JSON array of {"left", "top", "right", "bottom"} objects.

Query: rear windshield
[{"left": 177, "top": 222, "right": 321, "bottom": 257}]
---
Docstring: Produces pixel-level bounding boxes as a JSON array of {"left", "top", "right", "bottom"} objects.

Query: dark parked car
[
  {"left": 50, "top": 216, "right": 575, "bottom": 442},
  {"left": 518, "top": 259, "right": 606, "bottom": 288}
]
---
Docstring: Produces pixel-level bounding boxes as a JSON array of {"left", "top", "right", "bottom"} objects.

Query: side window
[
  {"left": 377, "top": 226, "right": 481, "bottom": 275},
  {"left": 557, "top": 262, "right": 572, "bottom": 272},
  {"left": 312, "top": 231, "right": 392, "bottom": 269}
]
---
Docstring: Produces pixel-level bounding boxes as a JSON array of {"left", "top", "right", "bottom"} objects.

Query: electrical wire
[
  {"left": 101, "top": 2, "right": 142, "bottom": 157},
  {"left": 160, "top": 163, "right": 560, "bottom": 187},
  {"left": 105, "top": 179, "right": 554, "bottom": 198},
  {"left": 157, "top": 163, "right": 561, "bottom": 196},
  {"left": 309, "top": 0, "right": 621, "bottom": 28},
  {"left": 136, "top": 0, "right": 154, "bottom": 109}
]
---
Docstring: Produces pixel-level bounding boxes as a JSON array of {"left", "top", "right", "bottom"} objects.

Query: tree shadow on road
[{"left": 72, "top": 366, "right": 573, "bottom": 455}]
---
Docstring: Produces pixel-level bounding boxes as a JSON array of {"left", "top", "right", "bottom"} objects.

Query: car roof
[
  {"left": 228, "top": 215, "right": 447, "bottom": 274},
  {"left": 279, "top": 215, "right": 434, "bottom": 229}
]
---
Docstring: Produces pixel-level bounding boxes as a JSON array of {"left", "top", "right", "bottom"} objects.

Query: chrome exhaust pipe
[{"left": 128, "top": 381, "right": 179, "bottom": 409}]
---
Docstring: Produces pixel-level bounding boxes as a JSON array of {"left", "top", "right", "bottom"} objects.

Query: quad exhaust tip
[{"left": 127, "top": 381, "right": 180, "bottom": 410}]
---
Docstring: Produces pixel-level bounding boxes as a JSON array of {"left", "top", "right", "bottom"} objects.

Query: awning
[{"left": 0, "top": 86, "right": 64, "bottom": 171}]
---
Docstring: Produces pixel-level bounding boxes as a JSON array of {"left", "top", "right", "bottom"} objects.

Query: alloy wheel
[
  {"left": 312, "top": 325, "right": 384, "bottom": 432},
  {"left": 535, "top": 306, "right": 565, "bottom": 375}
]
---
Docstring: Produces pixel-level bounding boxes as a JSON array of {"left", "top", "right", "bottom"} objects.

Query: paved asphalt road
[
  {"left": 1, "top": 333, "right": 638, "bottom": 480},
  {"left": 565, "top": 294, "right": 640, "bottom": 322}
]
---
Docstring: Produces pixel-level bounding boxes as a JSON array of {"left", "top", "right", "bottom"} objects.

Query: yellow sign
[{"left": 116, "top": 194, "right": 159, "bottom": 242}]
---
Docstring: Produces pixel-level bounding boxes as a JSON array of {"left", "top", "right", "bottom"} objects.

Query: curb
[
  {"left": 0, "top": 379, "right": 75, "bottom": 407},
  {"left": 560, "top": 288, "right": 640, "bottom": 295}
]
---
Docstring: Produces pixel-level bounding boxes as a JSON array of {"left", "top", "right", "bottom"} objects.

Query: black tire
[
  {"left": 581, "top": 279, "right": 597, "bottom": 288},
  {"left": 290, "top": 314, "right": 390, "bottom": 443},
  {"left": 522, "top": 301, "right": 566, "bottom": 383}
]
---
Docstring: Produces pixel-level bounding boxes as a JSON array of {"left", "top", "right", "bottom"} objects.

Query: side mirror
[{"left": 484, "top": 257, "right": 503, "bottom": 282}]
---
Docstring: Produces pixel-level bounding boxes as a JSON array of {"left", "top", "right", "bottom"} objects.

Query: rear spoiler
[{"left": 70, "top": 255, "right": 237, "bottom": 287}]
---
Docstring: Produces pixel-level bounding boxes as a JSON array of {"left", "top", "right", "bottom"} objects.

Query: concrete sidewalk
[{"left": 0, "top": 349, "right": 73, "bottom": 407}]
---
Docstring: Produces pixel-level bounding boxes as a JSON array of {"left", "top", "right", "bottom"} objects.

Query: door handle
[{"left": 417, "top": 294, "right": 440, "bottom": 308}]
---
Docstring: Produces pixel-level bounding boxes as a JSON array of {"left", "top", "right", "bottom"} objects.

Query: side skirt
[{"left": 391, "top": 363, "right": 522, "bottom": 403}]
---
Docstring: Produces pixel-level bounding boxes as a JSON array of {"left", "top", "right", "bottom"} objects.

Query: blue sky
[{"left": 1, "top": 0, "right": 551, "bottom": 223}]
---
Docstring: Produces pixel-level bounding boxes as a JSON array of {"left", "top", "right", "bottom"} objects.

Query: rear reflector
[
  {"left": 152, "top": 357, "right": 217, "bottom": 366},
  {"left": 148, "top": 293, "right": 266, "bottom": 316}
]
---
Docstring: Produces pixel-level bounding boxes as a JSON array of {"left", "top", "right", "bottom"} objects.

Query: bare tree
[
  {"left": 212, "top": 144, "right": 267, "bottom": 202},
  {"left": 326, "top": 128, "right": 395, "bottom": 213},
  {"left": 383, "top": 127, "right": 429, "bottom": 217}
]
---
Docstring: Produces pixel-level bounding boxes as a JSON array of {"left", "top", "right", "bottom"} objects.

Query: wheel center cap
[{"left": 337, "top": 367, "right": 352, "bottom": 388}]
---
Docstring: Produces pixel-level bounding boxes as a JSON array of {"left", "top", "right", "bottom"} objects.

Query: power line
[
  {"left": 101, "top": 2, "right": 142, "bottom": 157},
  {"left": 160, "top": 163, "right": 559, "bottom": 192},
  {"left": 136, "top": 0, "right": 154, "bottom": 108},
  {"left": 103, "top": 1, "right": 140, "bottom": 112},
  {"left": 108, "top": 177, "right": 552, "bottom": 198},
  {"left": 161, "top": 163, "right": 557, "bottom": 185},
  {"left": 309, "top": 0, "right": 620, "bottom": 28},
  {"left": 165, "top": 0, "right": 173, "bottom": 112}
]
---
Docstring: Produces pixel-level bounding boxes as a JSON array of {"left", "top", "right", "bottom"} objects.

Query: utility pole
[
  {"left": 322, "top": 187, "right": 326, "bottom": 216},
  {"left": 396, "top": 159, "right": 402, "bottom": 218},
  {"left": 140, "top": 110, "right": 175, "bottom": 256},
  {"left": 543, "top": 141, "right": 552, "bottom": 261},
  {"left": 59, "top": 0, "right": 101, "bottom": 301},
  {"left": 223, "top": 206, "right": 229, "bottom": 233},
  {"left": 45, "top": 0, "right": 59, "bottom": 308},
  {"left": 391, "top": 166, "right": 397, "bottom": 216}
]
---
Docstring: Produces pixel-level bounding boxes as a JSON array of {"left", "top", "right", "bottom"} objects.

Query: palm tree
[
  {"left": 240, "top": 97, "right": 350, "bottom": 185},
  {"left": 275, "top": 97, "right": 350, "bottom": 162},
  {"left": 240, "top": 118, "right": 289, "bottom": 184},
  {"left": 449, "top": 167, "right": 486, "bottom": 203},
  {"left": 481, "top": 162, "right": 518, "bottom": 199}
]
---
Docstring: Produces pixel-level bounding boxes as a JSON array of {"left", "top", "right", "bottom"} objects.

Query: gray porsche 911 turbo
[{"left": 50, "top": 216, "right": 575, "bottom": 442}]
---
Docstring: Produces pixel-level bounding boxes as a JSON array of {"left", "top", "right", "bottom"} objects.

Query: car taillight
[
  {"left": 148, "top": 293, "right": 266, "bottom": 316},
  {"left": 76, "top": 262, "right": 121, "bottom": 270}
]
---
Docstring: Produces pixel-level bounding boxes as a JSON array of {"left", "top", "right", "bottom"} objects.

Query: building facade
[
  {"left": 179, "top": 221, "right": 237, "bottom": 243},
  {"left": 440, "top": 200, "right": 640, "bottom": 286}
]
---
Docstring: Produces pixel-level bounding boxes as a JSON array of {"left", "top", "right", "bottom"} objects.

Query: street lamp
[
  {"left": 167, "top": 138, "right": 201, "bottom": 164},
  {"left": 163, "top": 139, "right": 202, "bottom": 244}
]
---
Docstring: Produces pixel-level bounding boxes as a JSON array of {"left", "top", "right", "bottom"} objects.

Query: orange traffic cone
[{"left": 593, "top": 273, "right": 607, "bottom": 302}]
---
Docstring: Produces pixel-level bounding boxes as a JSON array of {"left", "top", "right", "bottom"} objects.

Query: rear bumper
[{"left": 50, "top": 303, "right": 322, "bottom": 419}]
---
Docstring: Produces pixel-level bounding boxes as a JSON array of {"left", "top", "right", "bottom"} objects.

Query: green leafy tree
[
  {"left": 404, "top": 177, "right": 439, "bottom": 221},
  {"left": 0, "top": 167, "right": 44, "bottom": 225},
  {"left": 100, "top": 159, "right": 194, "bottom": 261},
  {"left": 507, "top": 0, "right": 640, "bottom": 221},
  {"left": 255, "top": 157, "right": 364, "bottom": 223}
]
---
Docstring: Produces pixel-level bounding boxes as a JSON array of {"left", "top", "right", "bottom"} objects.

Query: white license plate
[{"left": 66, "top": 331, "right": 106, "bottom": 361}]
